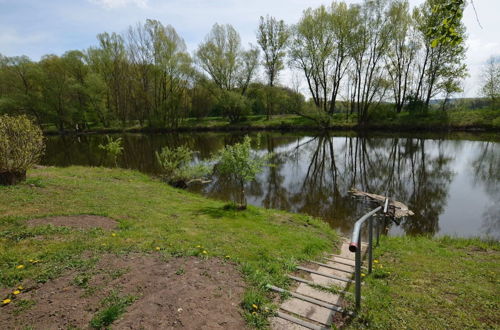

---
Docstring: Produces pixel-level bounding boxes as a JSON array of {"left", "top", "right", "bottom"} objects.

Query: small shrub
[
  {"left": 213, "top": 135, "right": 271, "bottom": 209},
  {"left": 155, "top": 145, "right": 212, "bottom": 188},
  {"left": 98, "top": 135, "right": 123, "bottom": 166},
  {"left": 0, "top": 115, "right": 45, "bottom": 185}
]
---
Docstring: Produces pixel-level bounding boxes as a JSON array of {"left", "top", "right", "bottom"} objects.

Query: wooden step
[
  {"left": 280, "top": 298, "right": 334, "bottom": 326},
  {"left": 309, "top": 260, "right": 355, "bottom": 274},
  {"left": 296, "top": 266, "right": 354, "bottom": 283},
  {"left": 275, "top": 311, "right": 329, "bottom": 330},
  {"left": 267, "top": 285, "right": 350, "bottom": 315},
  {"left": 287, "top": 275, "right": 350, "bottom": 295}
]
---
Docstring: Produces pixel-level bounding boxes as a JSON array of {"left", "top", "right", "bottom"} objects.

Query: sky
[{"left": 0, "top": 0, "right": 498, "bottom": 98}]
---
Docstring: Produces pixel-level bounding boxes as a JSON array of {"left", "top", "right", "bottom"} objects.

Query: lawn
[
  {"left": 0, "top": 166, "right": 337, "bottom": 327},
  {"left": 1, "top": 166, "right": 498, "bottom": 328},
  {"left": 349, "top": 235, "right": 500, "bottom": 329}
]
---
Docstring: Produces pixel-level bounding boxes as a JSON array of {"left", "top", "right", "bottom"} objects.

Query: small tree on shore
[
  {"left": 213, "top": 135, "right": 271, "bottom": 209},
  {"left": 156, "top": 145, "right": 212, "bottom": 188},
  {"left": 0, "top": 115, "right": 45, "bottom": 185},
  {"left": 98, "top": 135, "right": 123, "bottom": 167}
]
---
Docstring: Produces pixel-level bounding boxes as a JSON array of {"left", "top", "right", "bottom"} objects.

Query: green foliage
[
  {"left": 155, "top": 145, "right": 212, "bottom": 187},
  {"left": 215, "top": 90, "right": 251, "bottom": 123},
  {"left": 0, "top": 115, "right": 45, "bottom": 173},
  {"left": 427, "top": 0, "right": 465, "bottom": 47},
  {"left": 214, "top": 135, "right": 271, "bottom": 208},
  {"left": 98, "top": 135, "right": 123, "bottom": 166},
  {"left": 90, "top": 292, "right": 136, "bottom": 329}
]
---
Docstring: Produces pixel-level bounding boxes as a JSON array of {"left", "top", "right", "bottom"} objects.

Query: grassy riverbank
[
  {"left": 43, "top": 108, "right": 500, "bottom": 134},
  {"left": 350, "top": 235, "right": 500, "bottom": 329},
  {"left": 0, "top": 166, "right": 337, "bottom": 327},
  {"left": 1, "top": 167, "right": 498, "bottom": 328}
]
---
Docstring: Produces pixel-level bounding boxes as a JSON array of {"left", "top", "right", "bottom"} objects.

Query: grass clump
[{"left": 90, "top": 291, "right": 136, "bottom": 329}]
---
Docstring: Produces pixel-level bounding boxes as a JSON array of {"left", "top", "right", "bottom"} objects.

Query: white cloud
[{"left": 89, "top": 0, "right": 148, "bottom": 9}]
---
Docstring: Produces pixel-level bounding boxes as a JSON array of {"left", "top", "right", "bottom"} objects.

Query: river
[{"left": 42, "top": 131, "right": 500, "bottom": 240}]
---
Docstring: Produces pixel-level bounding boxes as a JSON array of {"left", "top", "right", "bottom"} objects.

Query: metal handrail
[{"left": 349, "top": 200, "right": 388, "bottom": 311}]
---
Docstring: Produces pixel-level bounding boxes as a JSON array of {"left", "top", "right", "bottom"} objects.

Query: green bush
[
  {"left": 0, "top": 115, "right": 44, "bottom": 185},
  {"left": 215, "top": 90, "right": 251, "bottom": 123},
  {"left": 213, "top": 135, "right": 271, "bottom": 209},
  {"left": 155, "top": 145, "right": 212, "bottom": 187},
  {"left": 98, "top": 135, "right": 123, "bottom": 166}
]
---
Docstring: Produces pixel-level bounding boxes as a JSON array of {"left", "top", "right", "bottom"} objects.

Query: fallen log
[{"left": 349, "top": 188, "right": 414, "bottom": 218}]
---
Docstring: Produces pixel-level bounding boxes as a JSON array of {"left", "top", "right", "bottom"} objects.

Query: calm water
[{"left": 42, "top": 131, "right": 500, "bottom": 239}]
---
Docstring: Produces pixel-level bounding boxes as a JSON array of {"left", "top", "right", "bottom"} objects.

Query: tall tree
[
  {"left": 385, "top": 0, "right": 419, "bottom": 113},
  {"left": 480, "top": 56, "right": 500, "bottom": 106},
  {"left": 196, "top": 23, "right": 259, "bottom": 94},
  {"left": 256, "top": 15, "right": 289, "bottom": 87},
  {"left": 349, "top": 0, "right": 392, "bottom": 122}
]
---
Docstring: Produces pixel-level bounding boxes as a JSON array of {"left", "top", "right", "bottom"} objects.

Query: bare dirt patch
[
  {"left": 0, "top": 254, "right": 246, "bottom": 329},
  {"left": 26, "top": 215, "right": 118, "bottom": 230}
]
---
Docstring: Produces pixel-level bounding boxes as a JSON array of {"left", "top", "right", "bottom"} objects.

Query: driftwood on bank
[{"left": 349, "top": 188, "right": 414, "bottom": 218}]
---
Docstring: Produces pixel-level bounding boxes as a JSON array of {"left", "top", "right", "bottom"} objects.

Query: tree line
[{"left": 0, "top": 0, "right": 469, "bottom": 131}]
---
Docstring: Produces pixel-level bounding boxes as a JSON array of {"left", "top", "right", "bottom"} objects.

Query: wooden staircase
[{"left": 269, "top": 239, "right": 366, "bottom": 329}]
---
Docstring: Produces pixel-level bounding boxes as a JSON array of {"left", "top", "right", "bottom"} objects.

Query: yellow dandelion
[
  {"left": 252, "top": 304, "right": 258, "bottom": 309},
  {"left": 373, "top": 259, "right": 379, "bottom": 263},
  {"left": 361, "top": 273, "right": 366, "bottom": 277},
  {"left": 202, "top": 250, "right": 208, "bottom": 254},
  {"left": 196, "top": 245, "right": 201, "bottom": 248},
  {"left": 225, "top": 255, "right": 230, "bottom": 259},
  {"left": 13, "top": 290, "right": 20, "bottom": 295},
  {"left": 111, "top": 233, "right": 117, "bottom": 237},
  {"left": 16, "top": 265, "right": 25, "bottom": 270},
  {"left": 155, "top": 247, "right": 161, "bottom": 251},
  {"left": 252, "top": 311, "right": 257, "bottom": 315},
  {"left": 17, "top": 286, "right": 23, "bottom": 290},
  {"left": 2, "top": 298, "right": 11, "bottom": 305}
]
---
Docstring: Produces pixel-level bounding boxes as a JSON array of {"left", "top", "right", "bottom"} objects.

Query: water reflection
[{"left": 42, "top": 132, "right": 500, "bottom": 239}]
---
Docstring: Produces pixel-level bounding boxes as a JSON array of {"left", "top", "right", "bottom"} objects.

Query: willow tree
[
  {"left": 196, "top": 23, "right": 259, "bottom": 94},
  {"left": 348, "top": 0, "right": 392, "bottom": 123},
  {"left": 126, "top": 20, "right": 193, "bottom": 128},
  {"left": 257, "top": 15, "right": 289, "bottom": 87},
  {"left": 385, "top": 0, "right": 419, "bottom": 113},
  {"left": 86, "top": 32, "right": 130, "bottom": 126},
  {"left": 289, "top": 2, "right": 356, "bottom": 122}
]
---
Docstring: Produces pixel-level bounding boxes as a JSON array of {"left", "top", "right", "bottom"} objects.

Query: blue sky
[{"left": 1, "top": 0, "right": 498, "bottom": 97}]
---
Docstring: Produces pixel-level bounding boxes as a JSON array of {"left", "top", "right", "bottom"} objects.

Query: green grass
[
  {"left": 0, "top": 166, "right": 337, "bottom": 327},
  {"left": 90, "top": 291, "right": 136, "bottom": 329},
  {"left": 2, "top": 166, "right": 499, "bottom": 328},
  {"left": 349, "top": 235, "right": 500, "bottom": 329}
]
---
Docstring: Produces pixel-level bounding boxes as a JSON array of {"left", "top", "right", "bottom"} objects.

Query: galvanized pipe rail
[{"left": 349, "top": 199, "right": 389, "bottom": 311}]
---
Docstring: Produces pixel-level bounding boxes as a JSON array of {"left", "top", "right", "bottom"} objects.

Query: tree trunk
[{"left": 0, "top": 171, "right": 26, "bottom": 185}]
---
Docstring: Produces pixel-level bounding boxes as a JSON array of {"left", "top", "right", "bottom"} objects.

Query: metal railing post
[
  {"left": 349, "top": 205, "right": 383, "bottom": 311},
  {"left": 376, "top": 218, "right": 380, "bottom": 247},
  {"left": 355, "top": 239, "right": 361, "bottom": 310},
  {"left": 368, "top": 217, "right": 373, "bottom": 274}
]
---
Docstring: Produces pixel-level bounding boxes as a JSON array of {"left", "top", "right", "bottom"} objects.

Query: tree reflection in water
[{"left": 42, "top": 132, "right": 498, "bottom": 238}]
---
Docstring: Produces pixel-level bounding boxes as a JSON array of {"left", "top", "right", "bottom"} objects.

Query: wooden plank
[
  {"left": 268, "top": 285, "right": 351, "bottom": 315},
  {"left": 309, "top": 261, "right": 354, "bottom": 274},
  {"left": 276, "top": 311, "right": 329, "bottom": 330},
  {"left": 296, "top": 266, "right": 354, "bottom": 283}
]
